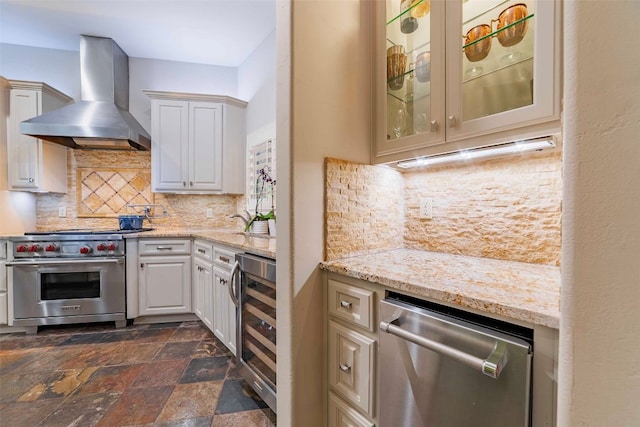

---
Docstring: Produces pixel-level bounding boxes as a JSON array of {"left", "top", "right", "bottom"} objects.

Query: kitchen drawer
[
  {"left": 193, "top": 240, "right": 213, "bottom": 261},
  {"left": 328, "top": 391, "right": 375, "bottom": 427},
  {"left": 213, "top": 246, "right": 237, "bottom": 271},
  {"left": 328, "top": 279, "right": 375, "bottom": 332},
  {"left": 139, "top": 239, "right": 191, "bottom": 256},
  {"left": 328, "top": 320, "right": 376, "bottom": 417}
]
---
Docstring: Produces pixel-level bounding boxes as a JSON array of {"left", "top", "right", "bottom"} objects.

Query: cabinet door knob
[
  {"left": 448, "top": 115, "right": 457, "bottom": 128},
  {"left": 28, "top": 177, "right": 34, "bottom": 183},
  {"left": 189, "top": 181, "right": 193, "bottom": 187},
  {"left": 183, "top": 181, "right": 186, "bottom": 187},
  {"left": 140, "top": 263, "right": 144, "bottom": 269},
  {"left": 340, "top": 300, "right": 352, "bottom": 310},
  {"left": 430, "top": 120, "right": 439, "bottom": 132},
  {"left": 339, "top": 363, "right": 352, "bottom": 373}
]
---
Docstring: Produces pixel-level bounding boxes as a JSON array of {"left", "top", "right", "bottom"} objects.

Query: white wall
[
  {"left": 0, "top": 44, "right": 80, "bottom": 99},
  {"left": 239, "top": 30, "right": 276, "bottom": 148},
  {"left": 0, "top": 43, "right": 239, "bottom": 133},
  {"left": 559, "top": 0, "right": 640, "bottom": 424},
  {"left": 129, "top": 57, "right": 237, "bottom": 131},
  {"left": 277, "top": 1, "right": 373, "bottom": 425}
]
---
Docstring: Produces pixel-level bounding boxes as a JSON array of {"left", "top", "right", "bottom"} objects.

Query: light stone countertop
[
  {"left": 125, "top": 229, "right": 277, "bottom": 259},
  {"left": 1, "top": 229, "right": 275, "bottom": 259},
  {"left": 320, "top": 249, "right": 560, "bottom": 329}
]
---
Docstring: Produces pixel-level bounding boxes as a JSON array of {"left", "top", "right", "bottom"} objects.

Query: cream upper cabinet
[
  {"left": 145, "top": 91, "right": 247, "bottom": 194},
  {"left": 374, "top": 0, "right": 561, "bottom": 164},
  {"left": 7, "top": 80, "right": 73, "bottom": 192}
]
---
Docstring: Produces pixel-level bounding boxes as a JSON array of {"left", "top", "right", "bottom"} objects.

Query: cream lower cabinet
[
  {"left": 138, "top": 239, "right": 192, "bottom": 316},
  {"left": 0, "top": 241, "right": 7, "bottom": 325},
  {"left": 7, "top": 80, "right": 72, "bottom": 192},
  {"left": 212, "top": 245, "right": 239, "bottom": 355},
  {"left": 193, "top": 240, "right": 214, "bottom": 331},
  {"left": 327, "top": 274, "right": 380, "bottom": 426}
]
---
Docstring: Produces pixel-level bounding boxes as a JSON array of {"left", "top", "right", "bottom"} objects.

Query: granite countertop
[
  {"left": 320, "top": 249, "right": 560, "bottom": 329},
  {"left": 126, "top": 229, "right": 276, "bottom": 259}
]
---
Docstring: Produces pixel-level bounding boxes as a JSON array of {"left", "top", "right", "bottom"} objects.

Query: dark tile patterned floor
[{"left": 0, "top": 321, "right": 276, "bottom": 426}]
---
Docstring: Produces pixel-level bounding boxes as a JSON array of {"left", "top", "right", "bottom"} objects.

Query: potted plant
[{"left": 245, "top": 166, "right": 276, "bottom": 235}]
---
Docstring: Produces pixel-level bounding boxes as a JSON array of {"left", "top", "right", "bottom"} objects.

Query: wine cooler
[{"left": 230, "top": 253, "right": 277, "bottom": 413}]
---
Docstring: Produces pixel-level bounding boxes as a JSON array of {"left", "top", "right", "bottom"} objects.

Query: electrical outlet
[
  {"left": 206, "top": 208, "right": 214, "bottom": 218},
  {"left": 58, "top": 207, "right": 67, "bottom": 217},
  {"left": 419, "top": 198, "right": 433, "bottom": 219}
]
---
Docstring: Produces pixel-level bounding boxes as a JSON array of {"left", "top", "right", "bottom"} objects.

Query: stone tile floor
[{"left": 0, "top": 321, "right": 276, "bottom": 426}]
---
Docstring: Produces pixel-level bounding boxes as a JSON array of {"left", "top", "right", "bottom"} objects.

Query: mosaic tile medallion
[{"left": 77, "top": 168, "right": 154, "bottom": 217}]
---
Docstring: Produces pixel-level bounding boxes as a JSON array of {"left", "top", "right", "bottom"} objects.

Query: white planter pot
[{"left": 250, "top": 220, "right": 269, "bottom": 234}]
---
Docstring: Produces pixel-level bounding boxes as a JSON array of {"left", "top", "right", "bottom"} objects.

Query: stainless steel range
[{"left": 7, "top": 229, "right": 149, "bottom": 334}]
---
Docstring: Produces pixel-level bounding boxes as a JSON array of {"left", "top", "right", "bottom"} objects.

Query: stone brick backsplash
[
  {"left": 325, "top": 150, "right": 562, "bottom": 266},
  {"left": 404, "top": 150, "right": 562, "bottom": 266},
  {"left": 36, "top": 150, "right": 246, "bottom": 231},
  {"left": 325, "top": 158, "right": 405, "bottom": 260}
]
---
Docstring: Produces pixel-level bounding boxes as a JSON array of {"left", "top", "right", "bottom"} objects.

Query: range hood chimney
[{"left": 20, "top": 35, "right": 151, "bottom": 150}]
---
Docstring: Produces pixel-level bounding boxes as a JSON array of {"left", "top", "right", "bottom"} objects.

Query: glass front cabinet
[{"left": 374, "top": 0, "right": 561, "bottom": 164}]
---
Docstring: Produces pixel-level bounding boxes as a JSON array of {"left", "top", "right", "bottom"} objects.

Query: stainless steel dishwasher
[{"left": 379, "top": 293, "right": 533, "bottom": 427}]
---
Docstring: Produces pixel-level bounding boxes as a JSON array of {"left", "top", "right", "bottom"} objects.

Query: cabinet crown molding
[
  {"left": 143, "top": 90, "right": 247, "bottom": 109},
  {"left": 7, "top": 79, "right": 73, "bottom": 101}
]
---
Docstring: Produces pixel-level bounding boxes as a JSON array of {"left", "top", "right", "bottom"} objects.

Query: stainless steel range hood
[{"left": 20, "top": 35, "right": 151, "bottom": 150}]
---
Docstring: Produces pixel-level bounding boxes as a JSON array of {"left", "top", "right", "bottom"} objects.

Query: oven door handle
[
  {"left": 6, "top": 258, "right": 124, "bottom": 266},
  {"left": 229, "top": 260, "right": 240, "bottom": 306}
]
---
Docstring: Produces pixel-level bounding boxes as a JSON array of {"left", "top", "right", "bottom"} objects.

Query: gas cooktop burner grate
[{"left": 25, "top": 228, "right": 154, "bottom": 236}]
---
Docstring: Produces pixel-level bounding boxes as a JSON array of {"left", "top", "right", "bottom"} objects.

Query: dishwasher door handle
[{"left": 380, "top": 319, "right": 508, "bottom": 379}]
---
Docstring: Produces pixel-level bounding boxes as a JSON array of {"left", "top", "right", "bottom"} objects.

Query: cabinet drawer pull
[
  {"left": 340, "top": 300, "right": 352, "bottom": 310},
  {"left": 198, "top": 248, "right": 206, "bottom": 254},
  {"left": 155, "top": 246, "right": 173, "bottom": 250},
  {"left": 183, "top": 181, "right": 186, "bottom": 187},
  {"left": 339, "top": 363, "right": 352, "bottom": 373},
  {"left": 218, "top": 255, "right": 230, "bottom": 263},
  {"left": 190, "top": 181, "right": 193, "bottom": 187}
]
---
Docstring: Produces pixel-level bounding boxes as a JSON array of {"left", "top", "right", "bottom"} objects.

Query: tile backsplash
[
  {"left": 325, "top": 158, "right": 405, "bottom": 260},
  {"left": 326, "top": 149, "right": 562, "bottom": 266},
  {"left": 36, "top": 150, "right": 245, "bottom": 231}
]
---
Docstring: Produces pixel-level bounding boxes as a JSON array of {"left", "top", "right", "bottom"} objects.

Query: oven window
[{"left": 41, "top": 272, "right": 101, "bottom": 300}]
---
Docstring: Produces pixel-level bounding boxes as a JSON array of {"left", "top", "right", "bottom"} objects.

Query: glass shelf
[
  {"left": 462, "top": 14, "right": 534, "bottom": 50},
  {"left": 386, "top": 0, "right": 428, "bottom": 26}
]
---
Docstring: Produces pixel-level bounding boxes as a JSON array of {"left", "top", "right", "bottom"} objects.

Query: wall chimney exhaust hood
[{"left": 20, "top": 35, "right": 151, "bottom": 150}]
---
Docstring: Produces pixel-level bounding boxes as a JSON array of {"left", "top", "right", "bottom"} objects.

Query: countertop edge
[
  {"left": 320, "top": 251, "right": 560, "bottom": 329},
  {"left": 125, "top": 230, "right": 277, "bottom": 259}
]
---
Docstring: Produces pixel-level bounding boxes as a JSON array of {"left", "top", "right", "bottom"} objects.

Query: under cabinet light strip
[{"left": 396, "top": 138, "right": 555, "bottom": 169}]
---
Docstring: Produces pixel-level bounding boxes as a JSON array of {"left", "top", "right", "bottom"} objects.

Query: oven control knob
[
  {"left": 107, "top": 243, "right": 118, "bottom": 251},
  {"left": 16, "top": 245, "right": 28, "bottom": 253},
  {"left": 80, "top": 246, "right": 92, "bottom": 254},
  {"left": 96, "top": 243, "right": 107, "bottom": 251},
  {"left": 45, "top": 244, "right": 58, "bottom": 252},
  {"left": 28, "top": 244, "right": 41, "bottom": 253}
]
